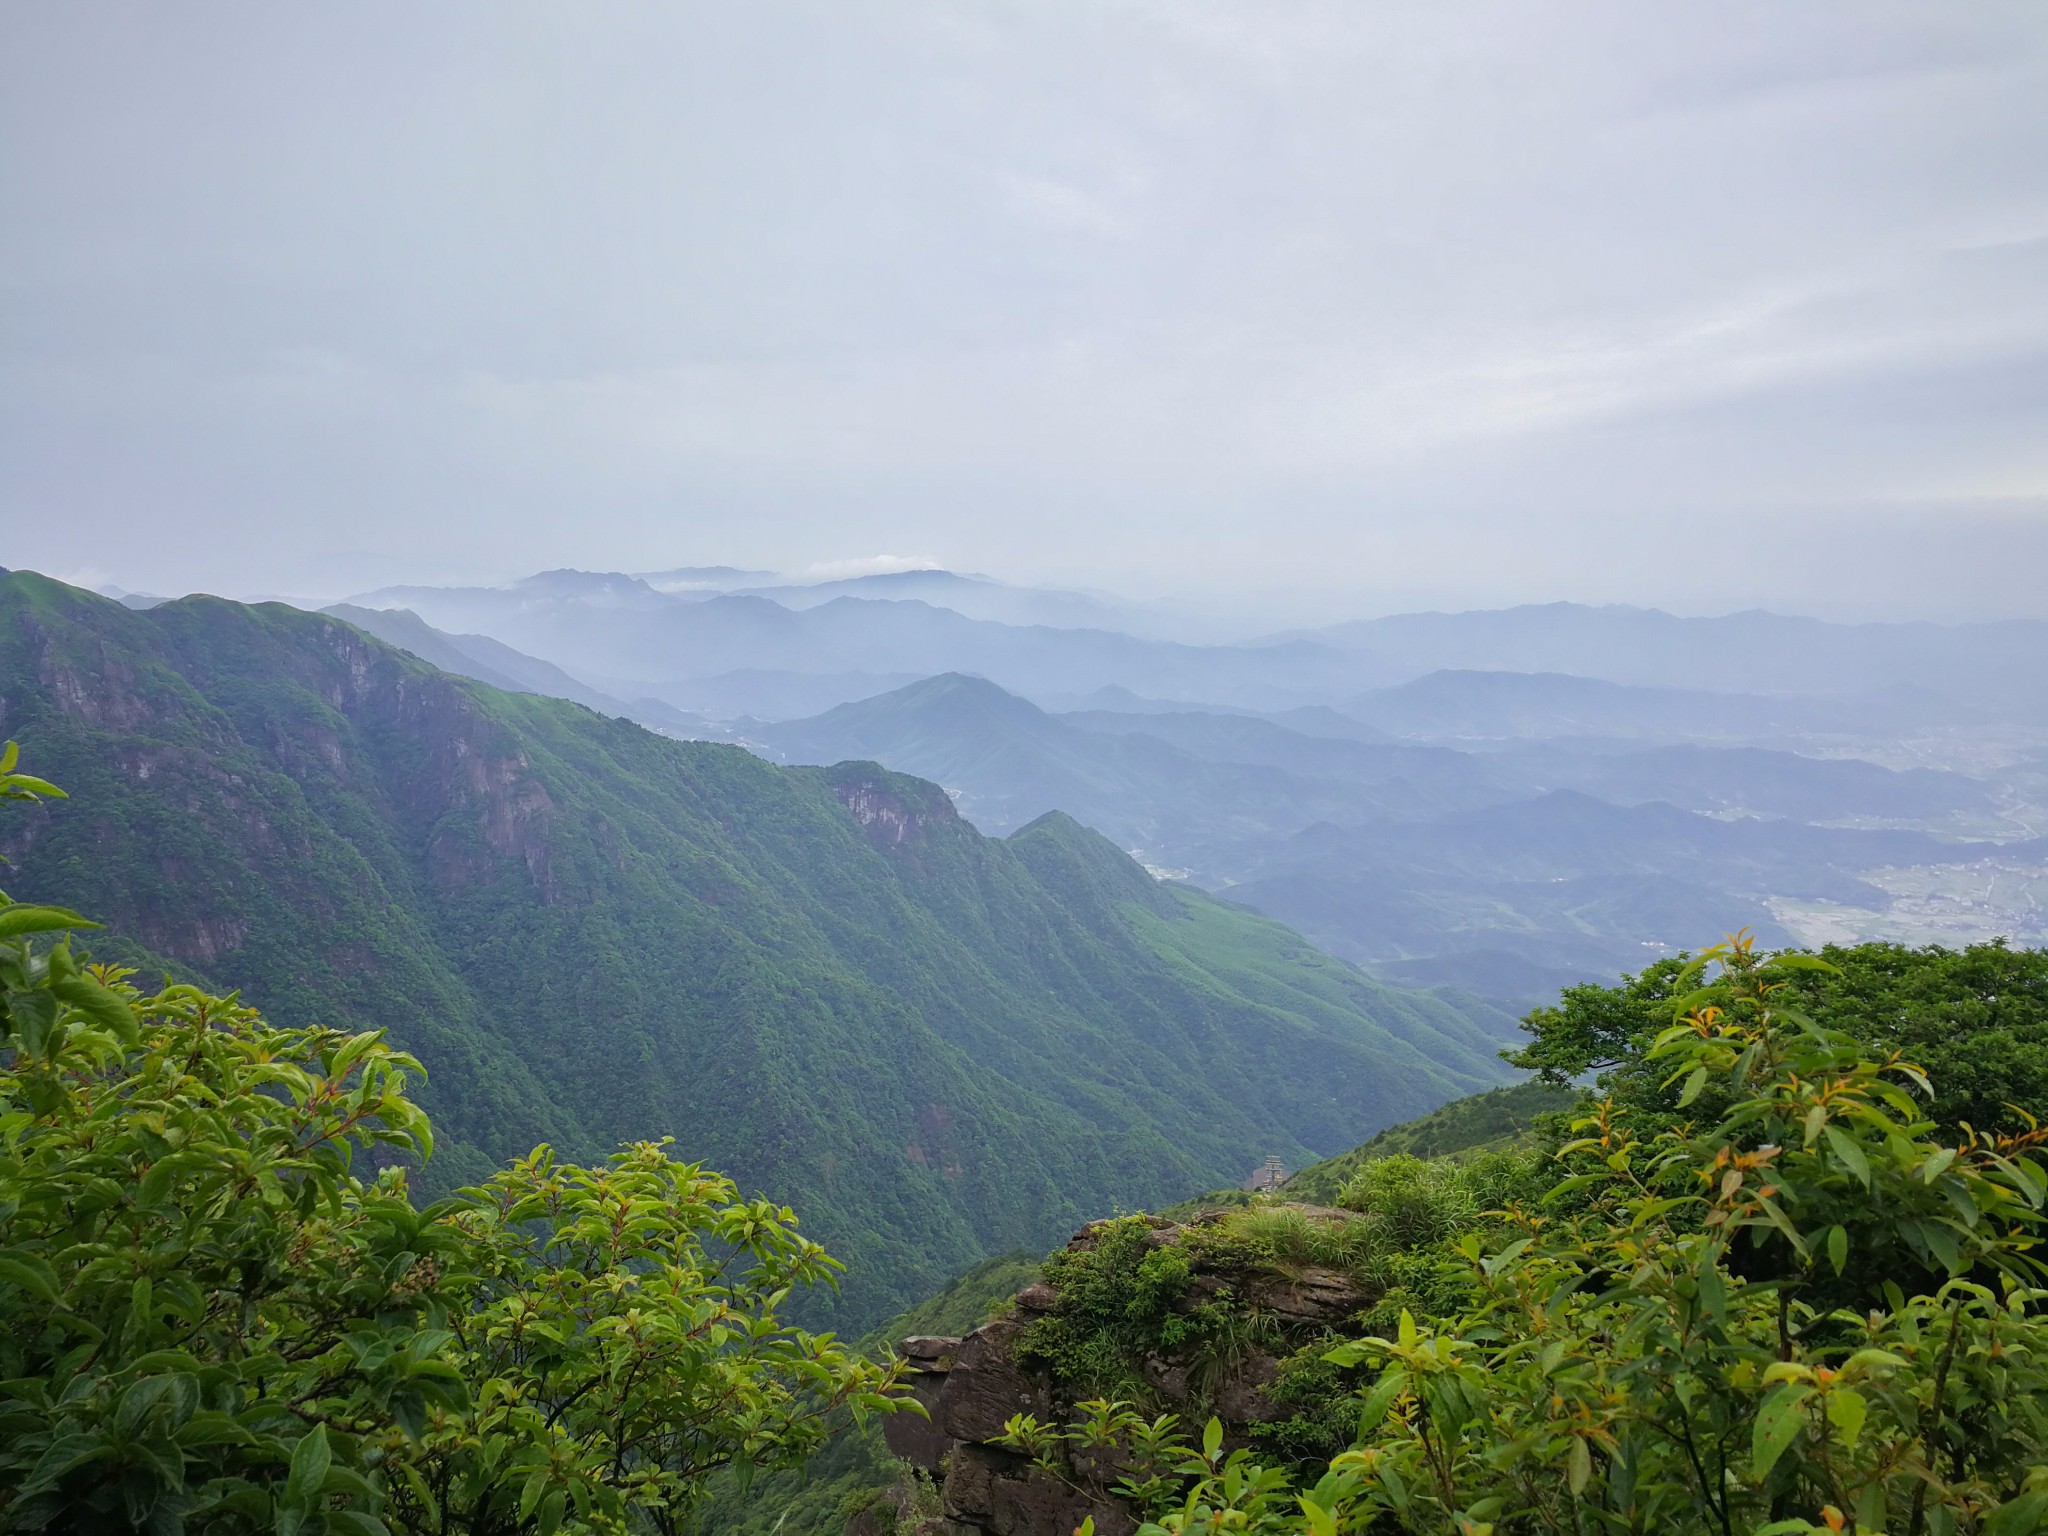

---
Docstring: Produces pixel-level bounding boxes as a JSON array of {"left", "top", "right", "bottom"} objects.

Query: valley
[
  {"left": 301, "top": 571, "right": 2048, "bottom": 1013},
  {"left": 0, "top": 570, "right": 1516, "bottom": 1329},
  {"left": 10, "top": 10, "right": 2045, "bottom": 1527},
  {"left": 11, "top": 560, "right": 2047, "bottom": 1532}
]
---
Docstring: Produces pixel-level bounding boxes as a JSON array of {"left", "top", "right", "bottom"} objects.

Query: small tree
[{"left": 0, "top": 746, "right": 909, "bottom": 1535}]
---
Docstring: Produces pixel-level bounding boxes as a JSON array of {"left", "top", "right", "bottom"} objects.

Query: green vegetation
[
  {"left": 1511, "top": 937, "right": 2048, "bottom": 1139},
  {"left": 684, "top": 1253, "right": 1042, "bottom": 1536},
  {"left": 0, "top": 571, "right": 1513, "bottom": 1328},
  {"left": 872, "top": 1251, "right": 1046, "bottom": 1342},
  {"left": 1003, "top": 935, "right": 2048, "bottom": 1532},
  {"left": 1284, "top": 1080, "right": 1580, "bottom": 1203},
  {"left": 703, "top": 1089, "right": 1568, "bottom": 1532},
  {"left": 0, "top": 751, "right": 907, "bottom": 1535},
  {"left": 1003, "top": 1148, "right": 1552, "bottom": 1484},
  {"left": 21, "top": 559, "right": 2048, "bottom": 1533}
]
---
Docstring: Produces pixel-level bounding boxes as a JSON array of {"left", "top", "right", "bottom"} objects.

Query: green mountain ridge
[{"left": 0, "top": 570, "right": 1514, "bottom": 1326}]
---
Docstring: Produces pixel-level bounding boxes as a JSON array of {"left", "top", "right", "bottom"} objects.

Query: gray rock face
[
  {"left": 1210, "top": 1350, "right": 1284, "bottom": 1424},
  {"left": 880, "top": 1284, "right": 1141, "bottom": 1534},
  {"left": 939, "top": 1319, "right": 1052, "bottom": 1444},
  {"left": 861, "top": 1206, "right": 1379, "bottom": 1536},
  {"left": 1244, "top": 1265, "right": 1372, "bottom": 1327},
  {"left": 933, "top": 1445, "right": 1138, "bottom": 1536}
]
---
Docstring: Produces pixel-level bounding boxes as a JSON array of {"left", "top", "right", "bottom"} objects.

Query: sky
[{"left": 3, "top": 1, "right": 2046, "bottom": 621}]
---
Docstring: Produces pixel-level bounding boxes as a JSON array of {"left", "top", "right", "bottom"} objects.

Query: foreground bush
[
  {"left": 0, "top": 749, "right": 909, "bottom": 1534},
  {"left": 1005, "top": 937, "right": 2048, "bottom": 1534}
]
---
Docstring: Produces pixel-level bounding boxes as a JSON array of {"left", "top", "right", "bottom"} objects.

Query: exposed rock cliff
[{"left": 873, "top": 1206, "right": 1374, "bottom": 1536}]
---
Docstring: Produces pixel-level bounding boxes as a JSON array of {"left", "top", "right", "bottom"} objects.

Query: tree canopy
[{"left": 1510, "top": 938, "right": 2048, "bottom": 1139}]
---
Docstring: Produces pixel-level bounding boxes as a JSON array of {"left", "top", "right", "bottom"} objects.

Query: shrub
[
  {"left": 1013, "top": 936, "right": 2048, "bottom": 1534},
  {"left": 0, "top": 746, "right": 909, "bottom": 1535}
]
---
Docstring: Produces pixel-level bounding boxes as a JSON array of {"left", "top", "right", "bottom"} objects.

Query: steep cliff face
[{"left": 873, "top": 1206, "right": 1375, "bottom": 1536}]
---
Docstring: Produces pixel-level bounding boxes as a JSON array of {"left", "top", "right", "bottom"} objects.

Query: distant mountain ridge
[
  {"left": 340, "top": 576, "right": 1367, "bottom": 718},
  {"left": 727, "top": 569, "right": 1148, "bottom": 634},
  {"left": 332, "top": 574, "right": 2048, "bottom": 727},
  {"left": 749, "top": 672, "right": 1476, "bottom": 855},
  {"left": 748, "top": 672, "right": 2034, "bottom": 1006},
  {"left": 1331, "top": 669, "right": 2002, "bottom": 743},
  {"left": 321, "top": 603, "right": 711, "bottom": 736},
  {"left": 0, "top": 571, "right": 1515, "bottom": 1326},
  {"left": 1293, "top": 603, "right": 2048, "bottom": 710}
]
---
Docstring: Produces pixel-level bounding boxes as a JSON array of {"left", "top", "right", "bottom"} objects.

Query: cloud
[
  {"left": 1, "top": 0, "right": 2043, "bottom": 615},
  {"left": 800, "top": 555, "right": 945, "bottom": 580}
]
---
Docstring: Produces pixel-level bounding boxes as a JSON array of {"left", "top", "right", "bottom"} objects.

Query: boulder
[
  {"left": 940, "top": 1444, "right": 999, "bottom": 1520},
  {"left": 1242, "top": 1265, "right": 1370, "bottom": 1327},
  {"left": 942, "top": 1445, "right": 1137, "bottom": 1536},
  {"left": 985, "top": 1465, "right": 1135, "bottom": 1536},
  {"left": 940, "top": 1318, "right": 1052, "bottom": 1445},
  {"left": 1209, "top": 1350, "right": 1284, "bottom": 1424},
  {"left": 884, "top": 1385, "right": 955, "bottom": 1467}
]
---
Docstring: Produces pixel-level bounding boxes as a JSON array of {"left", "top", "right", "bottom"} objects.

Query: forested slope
[{"left": 0, "top": 571, "right": 1511, "bottom": 1324}]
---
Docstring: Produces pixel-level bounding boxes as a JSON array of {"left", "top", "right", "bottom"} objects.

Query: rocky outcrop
[
  {"left": 874, "top": 1208, "right": 1373, "bottom": 1536},
  {"left": 824, "top": 764, "right": 965, "bottom": 859}
]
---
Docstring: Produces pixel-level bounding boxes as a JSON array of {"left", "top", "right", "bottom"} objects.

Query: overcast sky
[{"left": 4, "top": 2, "right": 2046, "bottom": 620}]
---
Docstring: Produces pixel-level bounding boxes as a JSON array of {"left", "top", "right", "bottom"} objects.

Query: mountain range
[
  {"left": 1290, "top": 603, "right": 2048, "bottom": 713},
  {"left": 58, "top": 564, "right": 2048, "bottom": 1016},
  {"left": 344, "top": 571, "right": 1363, "bottom": 718},
  {"left": 0, "top": 570, "right": 1515, "bottom": 1326},
  {"left": 344, "top": 574, "right": 2048, "bottom": 727},
  {"left": 749, "top": 671, "right": 2033, "bottom": 1004}
]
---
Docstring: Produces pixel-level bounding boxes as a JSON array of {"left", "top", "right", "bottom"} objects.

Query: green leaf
[
  {"left": 0, "top": 905, "right": 99, "bottom": 939},
  {"left": 1986, "top": 1489, "right": 2048, "bottom": 1536},
  {"left": 1355, "top": 1367, "right": 1410, "bottom": 1432},
  {"left": 1919, "top": 1146, "right": 1958, "bottom": 1183},
  {"left": 1202, "top": 1417, "right": 1223, "bottom": 1461},
  {"left": 1823, "top": 1125, "right": 1871, "bottom": 1187},
  {"left": 1750, "top": 1383, "right": 1813, "bottom": 1481},
  {"left": 519, "top": 1466, "right": 551, "bottom": 1521},
  {"left": 20, "top": 1432, "right": 108, "bottom": 1494},
  {"left": 390, "top": 1390, "right": 426, "bottom": 1444},
  {"left": 0, "top": 1254, "right": 61, "bottom": 1302},
  {"left": 1767, "top": 953, "right": 1840, "bottom": 974},
  {"left": 1323, "top": 1340, "right": 1370, "bottom": 1369},
  {"left": 50, "top": 974, "right": 137, "bottom": 1041},
  {"left": 1826, "top": 1225, "right": 1847, "bottom": 1276},
  {"left": 396, "top": 1463, "right": 440, "bottom": 1524},
  {"left": 1825, "top": 1387, "right": 1866, "bottom": 1448},
  {"left": 1567, "top": 1435, "right": 1592, "bottom": 1497},
  {"left": 1922, "top": 1223, "right": 1964, "bottom": 1275},
  {"left": 283, "top": 1424, "right": 331, "bottom": 1511},
  {"left": 1677, "top": 1066, "right": 1708, "bottom": 1107},
  {"left": 175, "top": 1412, "right": 252, "bottom": 1449}
]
